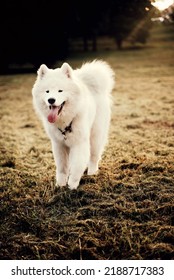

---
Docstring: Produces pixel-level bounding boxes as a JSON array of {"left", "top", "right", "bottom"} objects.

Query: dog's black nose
[{"left": 48, "top": 98, "right": 56, "bottom": 105}]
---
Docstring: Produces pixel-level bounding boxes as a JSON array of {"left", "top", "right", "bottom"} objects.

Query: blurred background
[{"left": 0, "top": 0, "right": 173, "bottom": 73}]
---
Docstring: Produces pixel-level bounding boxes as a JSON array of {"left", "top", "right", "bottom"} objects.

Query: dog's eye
[
  {"left": 58, "top": 90, "right": 63, "bottom": 93},
  {"left": 46, "top": 90, "right": 49, "bottom": 93}
]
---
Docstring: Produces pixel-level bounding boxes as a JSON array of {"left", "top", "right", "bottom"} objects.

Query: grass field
[{"left": 0, "top": 23, "right": 174, "bottom": 260}]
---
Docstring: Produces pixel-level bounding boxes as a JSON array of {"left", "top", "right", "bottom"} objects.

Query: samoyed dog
[{"left": 32, "top": 60, "right": 115, "bottom": 190}]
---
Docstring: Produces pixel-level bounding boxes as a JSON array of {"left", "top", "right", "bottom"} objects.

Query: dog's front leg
[
  {"left": 51, "top": 140, "right": 69, "bottom": 187},
  {"left": 68, "top": 142, "right": 90, "bottom": 190}
]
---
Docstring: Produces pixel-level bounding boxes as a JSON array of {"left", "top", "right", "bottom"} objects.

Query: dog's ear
[
  {"left": 37, "top": 64, "right": 49, "bottom": 79},
  {"left": 61, "top": 63, "right": 73, "bottom": 78}
]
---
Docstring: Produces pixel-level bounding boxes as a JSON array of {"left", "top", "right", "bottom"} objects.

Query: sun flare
[{"left": 151, "top": 0, "right": 174, "bottom": 11}]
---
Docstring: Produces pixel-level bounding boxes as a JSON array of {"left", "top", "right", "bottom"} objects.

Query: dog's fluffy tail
[{"left": 76, "top": 60, "right": 115, "bottom": 95}]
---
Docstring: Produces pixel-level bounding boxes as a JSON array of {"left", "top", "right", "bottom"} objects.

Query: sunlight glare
[{"left": 151, "top": 0, "right": 174, "bottom": 11}]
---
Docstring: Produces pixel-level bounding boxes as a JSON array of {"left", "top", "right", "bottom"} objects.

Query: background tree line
[{"left": 0, "top": 0, "right": 153, "bottom": 72}]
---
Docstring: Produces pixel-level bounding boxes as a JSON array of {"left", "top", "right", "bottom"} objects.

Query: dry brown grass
[{"left": 0, "top": 24, "right": 174, "bottom": 260}]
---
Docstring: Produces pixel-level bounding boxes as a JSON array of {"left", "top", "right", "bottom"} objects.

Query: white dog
[{"left": 32, "top": 60, "right": 115, "bottom": 190}]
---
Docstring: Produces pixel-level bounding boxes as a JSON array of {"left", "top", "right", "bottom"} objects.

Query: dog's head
[{"left": 32, "top": 63, "right": 80, "bottom": 123}]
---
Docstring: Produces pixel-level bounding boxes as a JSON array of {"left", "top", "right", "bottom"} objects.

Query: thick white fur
[{"left": 32, "top": 60, "right": 115, "bottom": 190}]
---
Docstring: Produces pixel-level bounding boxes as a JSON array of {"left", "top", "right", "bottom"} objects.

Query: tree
[{"left": 103, "top": 0, "right": 152, "bottom": 49}]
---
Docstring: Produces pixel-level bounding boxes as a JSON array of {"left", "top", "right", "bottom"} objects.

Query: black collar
[{"left": 58, "top": 121, "right": 73, "bottom": 138}]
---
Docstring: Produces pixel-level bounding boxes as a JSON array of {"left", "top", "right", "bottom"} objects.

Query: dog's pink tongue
[{"left": 48, "top": 107, "right": 59, "bottom": 123}]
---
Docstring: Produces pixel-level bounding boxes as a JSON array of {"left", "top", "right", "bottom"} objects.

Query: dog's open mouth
[{"left": 48, "top": 101, "right": 65, "bottom": 123}]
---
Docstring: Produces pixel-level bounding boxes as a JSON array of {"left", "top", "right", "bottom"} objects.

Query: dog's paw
[
  {"left": 68, "top": 185, "right": 78, "bottom": 190},
  {"left": 87, "top": 162, "right": 98, "bottom": 176},
  {"left": 87, "top": 169, "right": 98, "bottom": 176},
  {"left": 68, "top": 177, "right": 79, "bottom": 190},
  {"left": 56, "top": 173, "right": 68, "bottom": 187}
]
